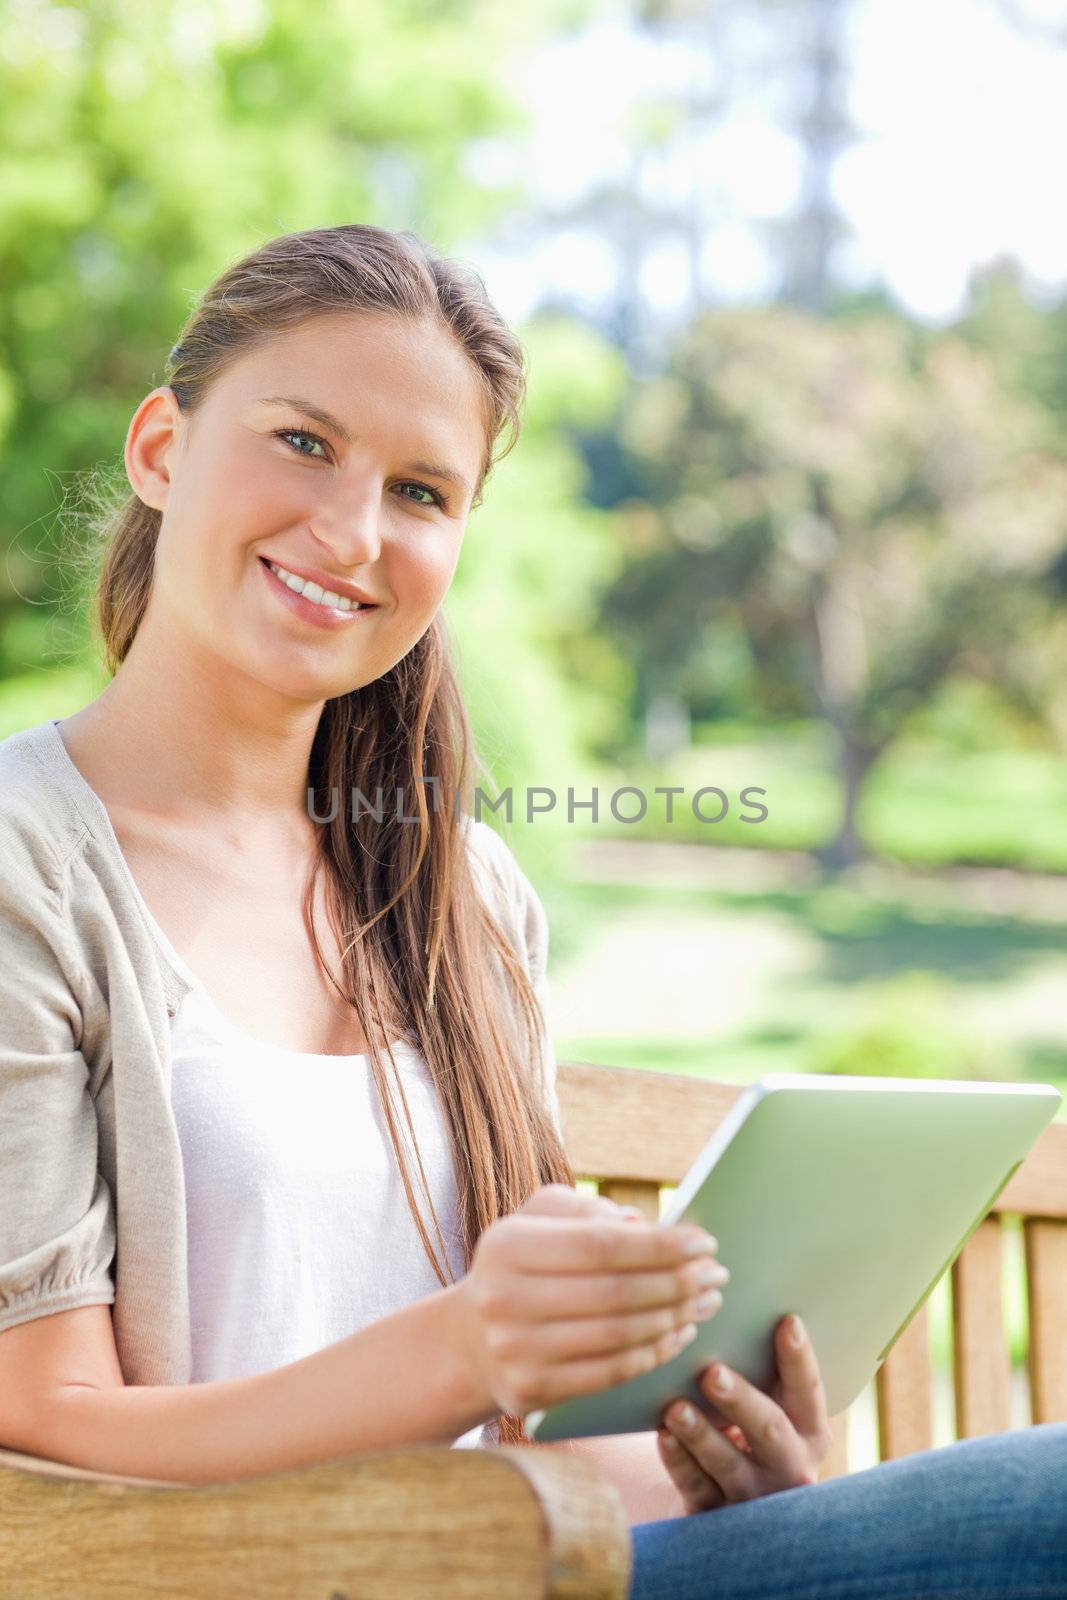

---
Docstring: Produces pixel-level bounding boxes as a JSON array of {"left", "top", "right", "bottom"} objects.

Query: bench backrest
[{"left": 557, "top": 1061, "right": 1067, "bottom": 1479}]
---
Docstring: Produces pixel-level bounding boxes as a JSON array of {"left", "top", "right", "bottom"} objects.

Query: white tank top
[{"left": 151, "top": 914, "right": 492, "bottom": 1449}]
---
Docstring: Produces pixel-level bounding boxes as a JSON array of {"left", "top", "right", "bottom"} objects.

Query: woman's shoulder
[
  {"left": 461, "top": 814, "right": 549, "bottom": 980},
  {"left": 463, "top": 811, "right": 514, "bottom": 882},
  {"left": 0, "top": 719, "right": 88, "bottom": 898},
  {"left": 462, "top": 812, "right": 531, "bottom": 905}
]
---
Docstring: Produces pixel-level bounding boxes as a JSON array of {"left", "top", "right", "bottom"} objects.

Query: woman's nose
[{"left": 309, "top": 499, "right": 383, "bottom": 567}]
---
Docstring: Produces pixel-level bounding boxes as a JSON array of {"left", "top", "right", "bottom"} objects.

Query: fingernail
[
  {"left": 710, "top": 1365, "right": 732, "bottom": 1396},
  {"left": 790, "top": 1315, "right": 805, "bottom": 1348},
  {"left": 683, "top": 1231, "right": 718, "bottom": 1256},
  {"left": 673, "top": 1403, "right": 698, "bottom": 1429}
]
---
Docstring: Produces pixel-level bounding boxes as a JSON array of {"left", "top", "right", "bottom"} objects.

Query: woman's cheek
[{"left": 391, "top": 533, "right": 462, "bottom": 613}]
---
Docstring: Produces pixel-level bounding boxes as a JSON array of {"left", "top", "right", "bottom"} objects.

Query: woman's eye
[
  {"left": 276, "top": 427, "right": 329, "bottom": 459},
  {"left": 397, "top": 481, "right": 445, "bottom": 509}
]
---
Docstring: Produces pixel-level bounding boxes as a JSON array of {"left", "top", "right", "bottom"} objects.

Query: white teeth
[{"left": 267, "top": 561, "right": 362, "bottom": 611}]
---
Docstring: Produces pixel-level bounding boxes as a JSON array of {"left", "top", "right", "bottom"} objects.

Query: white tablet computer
[{"left": 526, "top": 1073, "right": 1060, "bottom": 1442}]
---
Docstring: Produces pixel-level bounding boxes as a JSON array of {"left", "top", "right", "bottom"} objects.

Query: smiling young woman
[
  {"left": 1, "top": 223, "right": 1066, "bottom": 1600},
  {"left": 0, "top": 225, "right": 582, "bottom": 1462}
]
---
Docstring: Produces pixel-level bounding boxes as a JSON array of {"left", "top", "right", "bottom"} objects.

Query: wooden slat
[
  {"left": 876, "top": 1302, "right": 934, "bottom": 1460},
  {"left": 994, "top": 1123, "right": 1067, "bottom": 1219},
  {"left": 818, "top": 1414, "right": 849, "bottom": 1481},
  {"left": 952, "top": 1216, "right": 1012, "bottom": 1437},
  {"left": 558, "top": 1062, "right": 742, "bottom": 1184},
  {"left": 1024, "top": 1218, "right": 1067, "bottom": 1423},
  {"left": 596, "top": 1180, "right": 661, "bottom": 1221}
]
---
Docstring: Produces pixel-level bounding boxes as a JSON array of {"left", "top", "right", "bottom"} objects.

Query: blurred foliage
[
  {"left": 808, "top": 971, "right": 1017, "bottom": 1082},
  {"left": 446, "top": 313, "right": 632, "bottom": 883},
  {"left": 4, "top": 0, "right": 1067, "bottom": 892},
  {"left": 0, "top": 0, "right": 547, "bottom": 642},
  {"left": 599, "top": 302, "right": 1067, "bottom": 864},
  {"left": 0, "top": 0, "right": 630, "bottom": 891},
  {"left": 961, "top": 259, "right": 1067, "bottom": 425}
]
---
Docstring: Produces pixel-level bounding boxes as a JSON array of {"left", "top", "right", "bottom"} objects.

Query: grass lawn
[
  {"left": 551, "top": 872, "right": 1067, "bottom": 1103},
  {"left": 569, "top": 717, "right": 1067, "bottom": 873}
]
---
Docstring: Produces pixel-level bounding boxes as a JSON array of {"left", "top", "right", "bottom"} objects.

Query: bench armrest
[{"left": 0, "top": 1441, "right": 631, "bottom": 1600}]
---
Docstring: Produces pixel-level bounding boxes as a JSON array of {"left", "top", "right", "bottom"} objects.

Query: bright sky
[{"left": 469, "top": 0, "right": 1067, "bottom": 328}]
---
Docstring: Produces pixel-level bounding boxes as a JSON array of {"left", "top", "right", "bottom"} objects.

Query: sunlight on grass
[{"left": 573, "top": 721, "right": 1067, "bottom": 872}]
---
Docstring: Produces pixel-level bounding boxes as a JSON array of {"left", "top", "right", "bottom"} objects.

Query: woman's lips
[{"left": 259, "top": 557, "right": 380, "bottom": 631}]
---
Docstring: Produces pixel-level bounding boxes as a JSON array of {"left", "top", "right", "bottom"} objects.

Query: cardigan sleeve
[
  {"left": 0, "top": 860, "right": 116, "bottom": 1334},
  {"left": 465, "top": 819, "right": 564, "bottom": 1142}
]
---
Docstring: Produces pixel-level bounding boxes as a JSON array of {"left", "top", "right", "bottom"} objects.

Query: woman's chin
[{"left": 238, "top": 649, "right": 353, "bottom": 707}]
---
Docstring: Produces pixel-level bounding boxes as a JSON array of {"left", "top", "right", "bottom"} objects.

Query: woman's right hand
[{"left": 451, "top": 1183, "right": 728, "bottom": 1418}]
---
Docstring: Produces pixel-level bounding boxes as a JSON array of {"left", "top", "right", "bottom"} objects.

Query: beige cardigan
[{"left": 0, "top": 717, "right": 558, "bottom": 1388}]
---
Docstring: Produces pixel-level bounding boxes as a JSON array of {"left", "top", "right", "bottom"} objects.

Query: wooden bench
[{"left": 2, "top": 1061, "right": 1065, "bottom": 1599}]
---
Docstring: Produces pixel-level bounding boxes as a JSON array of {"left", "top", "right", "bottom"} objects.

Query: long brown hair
[{"left": 83, "top": 224, "right": 575, "bottom": 1448}]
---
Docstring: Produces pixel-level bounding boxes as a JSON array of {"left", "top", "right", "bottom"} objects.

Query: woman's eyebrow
[
  {"left": 257, "top": 394, "right": 472, "bottom": 498},
  {"left": 259, "top": 393, "right": 353, "bottom": 441}
]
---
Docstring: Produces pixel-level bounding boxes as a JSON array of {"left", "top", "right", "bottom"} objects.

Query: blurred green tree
[
  {"left": 445, "top": 312, "right": 631, "bottom": 881},
  {"left": 602, "top": 304, "right": 1067, "bottom": 866},
  {"left": 0, "top": 0, "right": 546, "bottom": 650},
  {"left": 0, "top": 0, "right": 629, "bottom": 871}
]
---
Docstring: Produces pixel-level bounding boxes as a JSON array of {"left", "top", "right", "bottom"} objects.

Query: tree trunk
[
  {"left": 644, "top": 688, "right": 692, "bottom": 763},
  {"left": 817, "top": 732, "right": 881, "bottom": 871}
]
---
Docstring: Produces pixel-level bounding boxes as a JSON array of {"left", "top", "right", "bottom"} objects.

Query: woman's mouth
[{"left": 258, "top": 557, "right": 380, "bottom": 630}]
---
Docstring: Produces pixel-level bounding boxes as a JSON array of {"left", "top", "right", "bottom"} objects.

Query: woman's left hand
[{"left": 656, "top": 1313, "right": 833, "bottom": 1514}]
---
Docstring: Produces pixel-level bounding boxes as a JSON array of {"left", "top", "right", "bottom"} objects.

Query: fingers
[
  {"left": 687, "top": 1359, "right": 817, "bottom": 1490},
  {"left": 511, "top": 1322, "right": 702, "bottom": 1412},
  {"left": 487, "top": 1210, "right": 721, "bottom": 1277},
  {"left": 657, "top": 1425, "right": 728, "bottom": 1513},
  {"left": 464, "top": 1188, "right": 727, "bottom": 1415},
  {"left": 533, "top": 1314, "right": 701, "bottom": 1376},
  {"left": 771, "top": 1315, "right": 831, "bottom": 1449},
  {"left": 718, "top": 1421, "right": 752, "bottom": 1454},
  {"left": 657, "top": 1314, "right": 829, "bottom": 1510},
  {"left": 501, "top": 1281, "right": 722, "bottom": 1365},
  {"left": 488, "top": 1254, "right": 729, "bottom": 1322},
  {"left": 659, "top": 1406, "right": 759, "bottom": 1509}
]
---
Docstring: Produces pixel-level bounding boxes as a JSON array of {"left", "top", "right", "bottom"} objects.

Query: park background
[{"left": 2, "top": 0, "right": 1066, "bottom": 1462}]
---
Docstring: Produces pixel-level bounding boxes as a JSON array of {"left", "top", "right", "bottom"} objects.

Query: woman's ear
[{"left": 124, "top": 386, "right": 184, "bottom": 512}]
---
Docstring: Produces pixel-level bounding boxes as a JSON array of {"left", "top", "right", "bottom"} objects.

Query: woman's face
[{"left": 127, "top": 311, "right": 486, "bottom": 702}]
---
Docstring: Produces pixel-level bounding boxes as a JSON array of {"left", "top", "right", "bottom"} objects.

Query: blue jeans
[{"left": 628, "top": 1424, "right": 1067, "bottom": 1599}]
